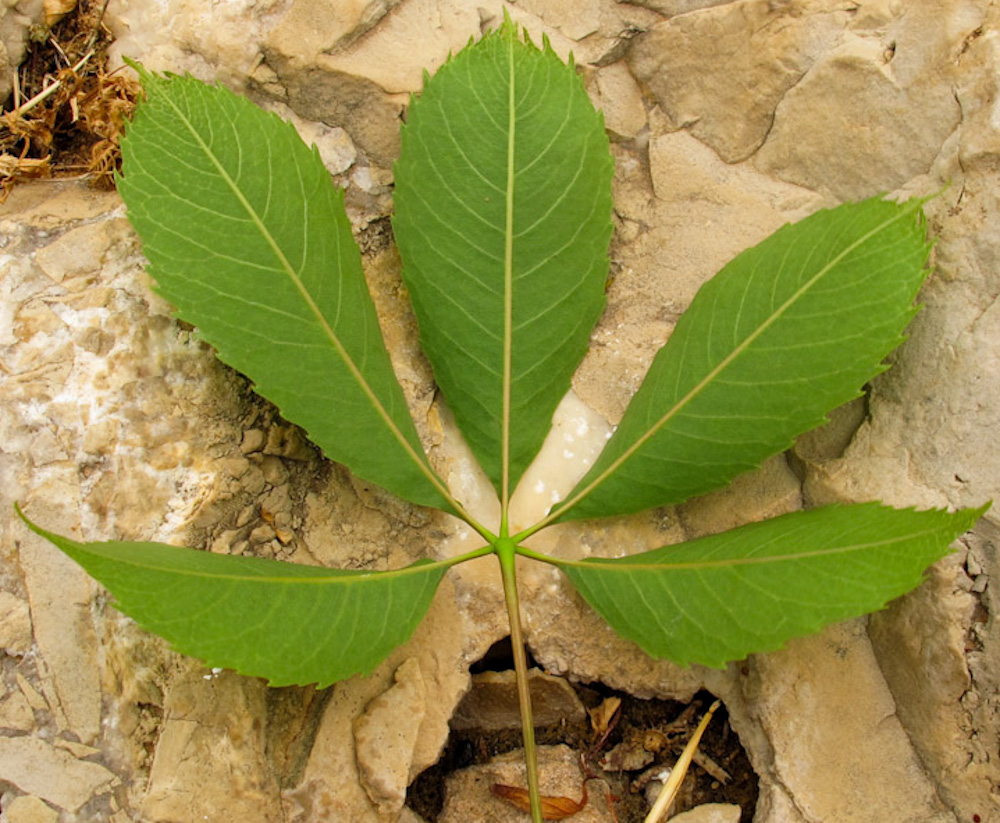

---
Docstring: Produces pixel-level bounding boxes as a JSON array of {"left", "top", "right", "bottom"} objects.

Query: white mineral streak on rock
[
  {"left": 508, "top": 390, "right": 612, "bottom": 532},
  {"left": 0, "top": 735, "right": 116, "bottom": 812}
]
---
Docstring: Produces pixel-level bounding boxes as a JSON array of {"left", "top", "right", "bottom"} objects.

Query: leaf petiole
[{"left": 496, "top": 537, "right": 543, "bottom": 823}]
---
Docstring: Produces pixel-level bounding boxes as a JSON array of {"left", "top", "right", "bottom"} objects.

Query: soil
[{"left": 408, "top": 640, "right": 758, "bottom": 822}]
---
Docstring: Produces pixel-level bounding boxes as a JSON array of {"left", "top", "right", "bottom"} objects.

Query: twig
[
  {"left": 643, "top": 700, "right": 722, "bottom": 823},
  {"left": 5, "top": 49, "right": 93, "bottom": 119}
]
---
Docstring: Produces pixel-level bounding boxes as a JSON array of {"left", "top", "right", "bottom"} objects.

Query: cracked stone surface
[{"left": 2, "top": 1, "right": 999, "bottom": 822}]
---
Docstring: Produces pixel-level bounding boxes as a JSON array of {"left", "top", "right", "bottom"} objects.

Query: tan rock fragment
[
  {"left": 746, "top": 620, "right": 947, "bottom": 823},
  {"left": 15, "top": 673, "right": 48, "bottom": 712},
  {"left": 0, "top": 689, "right": 36, "bottom": 731},
  {"left": 450, "top": 669, "right": 587, "bottom": 732},
  {"left": 265, "top": 0, "right": 478, "bottom": 165},
  {"left": 629, "top": 0, "right": 845, "bottom": 162},
  {"left": 3, "top": 794, "right": 59, "bottom": 823},
  {"left": 140, "top": 668, "right": 283, "bottom": 823},
  {"left": 669, "top": 804, "right": 742, "bottom": 823},
  {"left": 287, "top": 577, "right": 474, "bottom": 823},
  {"left": 869, "top": 556, "right": 987, "bottom": 822},
  {"left": 0, "top": 735, "right": 115, "bottom": 813},
  {"left": 266, "top": 0, "right": 405, "bottom": 63},
  {"left": 0, "top": 591, "right": 32, "bottom": 654},
  {"left": 17, "top": 526, "right": 102, "bottom": 745},
  {"left": 33, "top": 219, "right": 132, "bottom": 285},
  {"left": 678, "top": 455, "right": 802, "bottom": 538},
  {"left": 755, "top": 37, "right": 962, "bottom": 199},
  {"left": 588, "top": 61, "right": 647, "bottom": 141},
  {"left": 625, "top": 0, "right": 730, "bottom": 12},
  {"left": 516, "top": 0, "right": 602, "bottom": 40},
  {"left": 354, "top": 657, "right": 427, "bottom": 814}
]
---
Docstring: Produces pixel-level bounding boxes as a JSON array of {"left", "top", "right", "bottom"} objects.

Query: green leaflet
[
  {"left": 394, "top": 26, "right": 613, "bottom": 506},
  {"left": 118, "top": 68, "right": 452, "bottom": 512},
  {"left": 551, "top": 197, "right": 931, "bottom": 523},
  {"left": 560, "top": 503, "right": 988, "bottom": 668},
  {"left": 17, "top": 508, "right": 449, "bottom": 687}
]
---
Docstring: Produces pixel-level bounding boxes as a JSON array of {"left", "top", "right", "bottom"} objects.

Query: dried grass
[{"left": 1, "top": 0, "right": 139, "bottom": 200}]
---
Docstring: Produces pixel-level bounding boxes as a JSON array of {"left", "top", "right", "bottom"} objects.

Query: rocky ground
[{"left": 1, "top": 1, "right": 998, "bottom": 822}]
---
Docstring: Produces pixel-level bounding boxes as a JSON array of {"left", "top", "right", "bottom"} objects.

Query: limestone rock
[
  {"left": 0, "top": 689, "right": 36, "bottom": 731},
  {"left": 286, "top": 577, "right": 478, "bottom": 823},
  {"left": 586, "top": 61, "right": 647, "bottom": 142},
  {"left": 263, "top": 0, "right": 481, "bottom": 165},
  {"left": 265, "top": 0, "right": 405, "bottom": 61},
  {"left": 629, "top": 0, "right": 846, "bottom": 162},
  {"left": 0, "top": 735, "right": 116, "bottom": 813},
  {"left": 450, "top": 669, "right": 587, "bottom": 732},
  {"left": 516, "top": 0, "right": 603, "bottom": 40},
  {"left": 0, "top": 591, "right": 32, "bottom": 654},
  {"left": 670, "top": 804, "right": 742, "bottom": 823},
  {"left": 140, "top": 667, "right": 283, "bottom": 823},
  {"left": 3, "top": 794, "right": 59, "bottom": 823},
  {"left": 869, "top": 555, "right": 988, "bottom": 822},
  {"left": 16, "top": 528, "right": 102, "bottom": 746},
  {"left": 33, "top": 219, "right": 133, "bottom": 285},
  {"left": 623, "top": 0, "right": 731, "bottom": 13},
  {"left": 755, "top": 36, "right": 962, "bottom": 200},
  {"left": 354, "top": 657, "right": 428, "bottom": 814},
  {"left": 745, "top": 620, "right": 949, "bottom": 823},
  {"left": 677, "top": 455, "right": 801, "bottom": 538},
  {"left": 106, "top": 0, "right": 266, "bottom": 87}
]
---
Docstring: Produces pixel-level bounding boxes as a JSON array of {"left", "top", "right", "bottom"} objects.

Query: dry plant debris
[{"left": 1, "top": 0, "right": 138, "bottom": 199}]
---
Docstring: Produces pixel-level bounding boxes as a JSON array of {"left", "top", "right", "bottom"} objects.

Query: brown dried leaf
[
  {"left": 490, "top": 783, "right": 588, "bottom": 820},
  {"left": 588, "top": 696, "right": 621, "bottom": 737},
  {"left": 44, "top": 0, "right": 78, "bottom": 26}
]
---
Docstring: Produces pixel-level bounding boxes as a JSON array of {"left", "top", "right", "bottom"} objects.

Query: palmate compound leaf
[
  {"left": 17, "top": 507, "right": 449, "bottom": 687},
  {"left": 394, "top": 24, "right": 613, "bottom": 505},
  {"left": 117, "top": 67, "right": 452, "bottom": 513},
  {"left": 560, "top": 502, "right": 989, "bottom": 668},
  {"left": 550, "top": 196, "right": 932, "bottom": 523}
]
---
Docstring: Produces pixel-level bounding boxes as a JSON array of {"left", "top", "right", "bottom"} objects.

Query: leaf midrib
[
  {"left": 71, "top": 546, "right": 450, "bottom": 583},
  {"left": 500, "top": 30, "right": 516, "bottom": 527},
  {"left": 558, "top": 522, "right": 944, "bottom": 572}
]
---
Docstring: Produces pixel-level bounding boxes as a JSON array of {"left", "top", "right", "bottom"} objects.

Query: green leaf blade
[
  {"left": 562, "top": 503, "right": 987, "bottom": 668},
  {"left": 118, "top": 70, "right": 450, "bottom": 511},
  {"left": 555, "top": 197, "right": 931, "bottom": 521},
  {"left": 20, "top": 511, "right": 447, "bottom": 687},
  {"left": 394, "top": 25, "right": 613, "bottom": 501}
]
